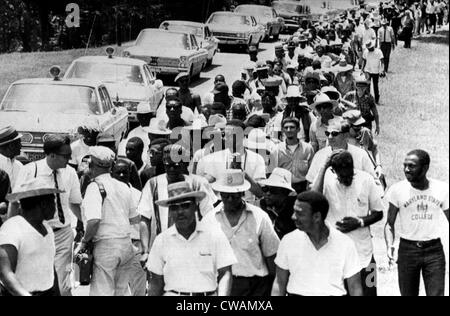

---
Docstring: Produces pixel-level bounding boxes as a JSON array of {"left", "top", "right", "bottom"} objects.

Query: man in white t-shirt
[
  {"left": 385, "top": 149, "right": 448, "bottom": 296},
  {"left": 273, "top": 191, "right": 363, "bottom": 296},
  {"left": 313, "top": 150, "right": 384, "bottom": 296},
  {"left": 362, "top": 41, "right": 384, "bottom": 104}
]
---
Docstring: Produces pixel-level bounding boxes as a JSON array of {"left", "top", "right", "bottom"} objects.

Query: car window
[
  {"left": 251, "top": 16, "right": 257, "bottom": 26},
  {"left": 100, "top": 87, "right": 113, "bottom": 111},
  {"left": 136, "top": 30, "right": 190, "bottom": 50},
  {"left": 1, "top": 84, "right": 101, "bottom": 115},
  {"left": 143, "top": 65, "right": 156, "bottom": 84},
  {"left": 65, "top": 61, "right": 144, "bottom": 84},
  {"left": 191, "top": 35, "right": 199, "bottom": 49},
  {"left": 97, "top": 88, "right": 109, "bottom": 113},
  {"left": 272, "top": 9, "right": 277, "bottom": 18}
]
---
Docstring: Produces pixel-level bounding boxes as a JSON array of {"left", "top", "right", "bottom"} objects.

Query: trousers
[
  {"left": 54, "top": 226, "right": 74, "bottom": 296},
  {"left": 380, "top": 42, "right": 392, "bottom": 72}
]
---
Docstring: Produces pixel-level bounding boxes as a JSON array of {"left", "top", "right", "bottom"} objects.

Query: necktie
[{"left": 53, "top": 170, "right": 65, "bottom": 224}]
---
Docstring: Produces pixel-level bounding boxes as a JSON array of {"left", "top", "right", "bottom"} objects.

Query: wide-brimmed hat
[
  {"left": 0, "top": 126, "right": 22, "bottom": 147},
  {"left": 334, "top": 59, "right": 353, "bottom": 73},
  {"left": 7, "top": 177, "right": 64, "bottom": 202},
  {"left": 255, "top": 61, "right": 268, "bottom": 71},
  {"left": 244, "top": 129, "right": 268, "bottom": 151},
  {"left": 286, "top": 85, "right": 302, "bottom": 99},
  {"left": 174, "top": 72, "right": 190, "bottom": 83},
  {"left": 155, "top": 181, "right": 206, "bottom": 207},
  {"left": 343, "top": 110, "right": 366, "bottom": 126},
  {"left": 310, "top": 93, "right": 339, "bottom": 111},
  {"left": 212, "top": 169, "right": 251, "bottom": 193},
  {"left": 259, "top": 168, "right": 295, "bottom": 192},
  {"left": 321, "top": 86, "right": 342, "bottom": 101},
  {"left": 145, "top": 118, "right": 172, "bottom": 135}
]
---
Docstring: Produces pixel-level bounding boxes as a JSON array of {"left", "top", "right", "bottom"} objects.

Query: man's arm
[
  {"left": 372, "top": 99, "right": 380, "bottom": 135},
  {"left": 129, "top": 215, "right": 141, "bottom": 226},
  {"left": 217, "top": 266, "right": 233, "bottom": 296},
  {"left": 0, "top": 245, "right": 31, "bottom": 296},
  {"left": 384, "top": 203, "right": 399, "bottom": 265},
  {"left": 148, "top": 272, "right": 165, "bottom": 296},
  {"left": 139, "top": 217, "right": 151, "bottom": 265},
  {"left": 337, "top": 211, "right": 384, "bottom": 233},
  {"left": 272, "top": 266, "right": 289, "bottom": 296},
  {"left": 70, "top": 203, "right": 82, "bottom": 221},
  {"left": 83, "top": 219, "right": 100, "bottom": 243},
  {"left": 346, "top": 272, "right": 363, "bottom": 296},
  {"left": 265, "top": 254, "right": 277, "bottom": 276}
]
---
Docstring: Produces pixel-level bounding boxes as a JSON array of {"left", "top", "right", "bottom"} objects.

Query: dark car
[{"left": 272, "top": 1, "right": 311, "bottom": 34}]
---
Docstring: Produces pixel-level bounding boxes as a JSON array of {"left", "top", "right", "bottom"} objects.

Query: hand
[
  {"left": 140, "top": 253, "right": 149, "bottom": 268},
  {"left": 73, "top": 241, "right": 87, "bottom": 258},
  {"left": 387, "top": 246, "right": 396, "bottom": 269},
  {"left": 336, "top": 217, "right": 361, "bottom": 233},
  {"left": 375, "top": 125, "right": 380, "bottom": 135},
  {"left": 325, "top": 149, "right": 345, "bottom": 169}
]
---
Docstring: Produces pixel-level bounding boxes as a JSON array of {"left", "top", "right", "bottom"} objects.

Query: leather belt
[
  {"left": 401, "top": 238, "right": 441, "bottom": 249},
  {"left": 169, "top": 290, "right": 216, "bottom": 296}
]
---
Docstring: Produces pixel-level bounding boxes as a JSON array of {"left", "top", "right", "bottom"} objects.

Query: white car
[
  {"left": 64, "top": 48, "right": 164, "bottom": 123},
  {"left": 0, "top": 68, "right": 128, "bottom": 161},
  {"left": 206, "top": 12, "right": 266, "bottom": 51},
  {"left": 159, "top": 21, "right": 219, "bottom": 66},
  {"left": 123, "top": 29, "right": 209, "bottom": 80},
  {"left": 234, "top": 4, "right": 285, "bottom": 41}
]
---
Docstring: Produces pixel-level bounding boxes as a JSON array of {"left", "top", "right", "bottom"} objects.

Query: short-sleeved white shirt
[
  {"left": 363, "top": 48, "right": 384, "bottom": 74},
  {"left": 324, "top": 169, "right": 384, "bottom": 267},
  {"left": 202, "top": 203, "right": 280, "bottom": 277},
  {"left": 0, "top": 153, "right": 23, "bottom": 188},
  {"left": 306, "top": 144, "right": 376, "bottom": 184},
  {"left": 14, "top": 159, "right": 82, "bottom": 229},
  {"left": 387, "top": 179, "right": 449, "bottom": 241},
  {"left": 0, "top": 216, "right": 55, "bottom": 293},
  {"left": 82, "top": 174, "right": 138, "bottom": 242},
  {"left": 275, "top": 226, "right": 361, "bottom": 296},
  {"left": 147, "top": 221, "right": 237, "bottom": 293},
  {"left": 70, "top": 139, "right": 90, "bottom": 167}
]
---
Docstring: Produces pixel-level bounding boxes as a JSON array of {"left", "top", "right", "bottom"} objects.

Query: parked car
[
  {"left": 206, "top": 11, "right": 266, "bottom": 51},
  {"left": 0, "top": 67, "right": 128, "bottom": 161},
  {"left": 64, "top": 47, "right": 164, "bottom": 123},
  {"left": 159, "top": 20, "right": 219, "bottom": 66},
  {"left": 123, "top": 29, "right": 209, "bottom": 80},
  {"left": 272, "top": 0, "right": 311, "bottom": 34},
  {"left": 234, "top": 4, "right": 285, "bottom": 41}
]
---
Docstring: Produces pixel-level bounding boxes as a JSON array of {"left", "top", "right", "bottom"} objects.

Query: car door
[
  {"left": 190, "top": 34, "right": 203, "bottom": 74},
  {"left": 203, "top": 26, "right": 214, "bottom": 60},
  {"left": 98, "top": 86, "right": 122, "bottom": 143}
]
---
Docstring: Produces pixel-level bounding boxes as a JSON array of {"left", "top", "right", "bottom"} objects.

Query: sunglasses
[
  {"left": 325, "top": 131, "right": 341, "bottom": 137},
  {"left": 169, "top": 201, "right": 194, "bottom": 212}
]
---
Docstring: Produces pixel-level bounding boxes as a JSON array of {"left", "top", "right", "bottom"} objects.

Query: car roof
[
  {"left": 11, "top": 78, "right": 103, "bottom": 88},
  {"left": 273, "top": 0, "right": 305, "bottom": 5},
  {"left": 70, "top": 55, "right": 147, "bottom": 66},
  {"left": 209, "top": 11, "right": 252, "bottom": 17},
  {"left": 236, "top": 4, "right": 271, "bottom": 9},
  {"left": 160, "top": 20, "right": 205, "bottom": 28},
  {"left": 139, "top": 28, "right": 192, "bottom": 36}
]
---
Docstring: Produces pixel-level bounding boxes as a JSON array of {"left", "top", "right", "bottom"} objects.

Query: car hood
[
  {"left": 0, "top": 112, "right": 101, "bottom": 134},
  {"left": 103, "top": 82, "right": 151, "bottom": 101},
  {"left": 125, "top": 46, "right": 186, "bottom": 59},
  {"left": 208, "top": 24, "right": 253, "bottom": 33}
]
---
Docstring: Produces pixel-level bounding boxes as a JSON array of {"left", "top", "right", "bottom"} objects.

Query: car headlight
[
  {"left": 20, "top": 133, "right": 33, "bottom": 144},
  {"left": 179, "top": 56, "right": 188, "bottom": 68},
  {"left": 123, "top": 51, "right": 131, "bottom": 58}
]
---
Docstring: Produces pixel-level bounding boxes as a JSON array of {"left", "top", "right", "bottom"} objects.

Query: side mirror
[{"left": 111, "top": 108, "right": 117, "bottom": 115}]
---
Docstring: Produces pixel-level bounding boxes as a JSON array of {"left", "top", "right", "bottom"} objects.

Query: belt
[
  {"left": 169, "top": 290, "right": 216, "bottom": 296},
  {"left": 400, "top": 238, "right": 441, "bottom": 249}
]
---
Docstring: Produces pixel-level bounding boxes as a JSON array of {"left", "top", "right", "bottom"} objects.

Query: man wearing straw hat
[
  {"left": 147, "top": 181, "right": 236, "bottom": 296},
  {"left": 203, "top": 169, "right": 280, "bottom": 296},
  {"left": 0, "top": 177, "right": 62, "bottom": 296},
  {"left": 0, "top": 126, "right": 23, "bottom": 190}
]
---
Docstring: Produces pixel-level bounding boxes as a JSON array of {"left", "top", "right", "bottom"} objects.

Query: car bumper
[
  {"left": 148, "top": 66, "right": 189, "bottom": 75},
  {"left": 216, "top": 37, "right": 249, "bottom": 45}
]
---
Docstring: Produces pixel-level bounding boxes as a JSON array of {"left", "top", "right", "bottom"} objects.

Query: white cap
[{"left": 89, "top": 146, "right": 115, "bottom": 167}]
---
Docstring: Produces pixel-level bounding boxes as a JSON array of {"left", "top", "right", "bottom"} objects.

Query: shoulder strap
[
  {"left": 34, "top": 162, "right": 38, "bottom": 178},
  {"left": 150, "top": 177, "right": 162, "bottom": 235},
  {"left": 93, "top": 180, "right": 107, "bottom": 205}
]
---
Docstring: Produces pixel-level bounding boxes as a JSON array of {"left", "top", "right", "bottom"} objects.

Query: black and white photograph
[{"left": 0, "top": 0, "right": 448, "bottom": 299}]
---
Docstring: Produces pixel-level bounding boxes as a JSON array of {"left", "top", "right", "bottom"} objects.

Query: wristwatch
[{"left": 358, "top": 217, "right": 365, "bottom": 228}]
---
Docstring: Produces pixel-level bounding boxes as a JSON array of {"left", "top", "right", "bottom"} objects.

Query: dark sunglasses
[
  {"left": 325, "top": 131, "right": 341, "bottom": 137},
  {"left": 169, "top": 201, "right": 194, "bottom": 211}
]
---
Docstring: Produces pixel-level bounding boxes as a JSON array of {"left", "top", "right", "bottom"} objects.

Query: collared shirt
[
  {"left": 138, "top": 174, "right": 216, "bottom": 248},
  {"left": 202, "top": 202, "right": 280, "bottom": 277},
  {"left": 82, "top": 173, "right": 138, "bottom": 242},
  {"left": 275, "top": 225, "right": 361, "bottom": 296},
  {"left": 306, "top": 144, "right": 377, "bottom": 184},
  {"left": 378, "top": 26, "right": 395, "bottom": 43},
  {"left": 156, "top": 103, "right": 195, "bottom": 126},
  {"left": 14, "top": 158, "right": 82, "bottom": 229},
  {"left": 277, "top": 141, "right": 314, "bottom": 183},
  {"left": 117, "top": 126, "right": 150, "bottom": 165},
  {"left": 147, "top": 221, "right": 237, "bottom": 293},
  {"left": 387, "top": 179, "right": 449, "bottom": 241},
  {"left": 0, "top": 153, "right": 22, "bottom": 188},
  {"left": 362, "top": 28, "right": 376, "bottom": 45},
  {"left": 323, "top": 169, "right": 384, "bottom": 268},
  {"left": 363, "top": 48, "right": 384, "bottom": 74},
  {"left": 309, "top": 115, "right": 343, "bottom": 152}
]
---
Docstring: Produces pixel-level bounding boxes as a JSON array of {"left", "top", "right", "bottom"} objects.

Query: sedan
[
  {"left": 206, "top": 12, "right": 266, "bottom": 51},
  {"left": 234, "top": 4, "right": 285, "bottom": 41},
  {"left": 159, "top": 20, "right": 219, "bottom": 66},
  {"left": 123, "top": 29, "right": 209, "bottom": 80}
]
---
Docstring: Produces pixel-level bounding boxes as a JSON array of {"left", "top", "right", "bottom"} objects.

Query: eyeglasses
[
  {"left": 325, "top": 131, "right": 341, "bottom": 138},
  {"left": 169, "top": 201, "right": 194, "bottom": 212}
]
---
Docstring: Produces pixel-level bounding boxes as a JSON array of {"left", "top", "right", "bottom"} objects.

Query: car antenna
[{"left": 84, "top": 13, "right": 98, "bottom": 55}]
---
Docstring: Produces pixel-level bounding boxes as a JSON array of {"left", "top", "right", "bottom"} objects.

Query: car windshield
[
  {"left": 164, "top": 24, "right": 203, "bottom": 37},
  {"left": 65, "top": 61, "right": 144, "bottom": 83},
  {"left": 273, "top": 2, "right": 303, "bottom": 13},
  {"left": 235, "top": 6, "right": 272, "bottom": 17},
  {"left": 136, "top": 30, "right": 189, "bottom": 50},
  {"left": 1, "top": 84, "right": 101, "bottom": 115},
  {"left": 208, "top": 13, "right": 251, "bottom": 26}
]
